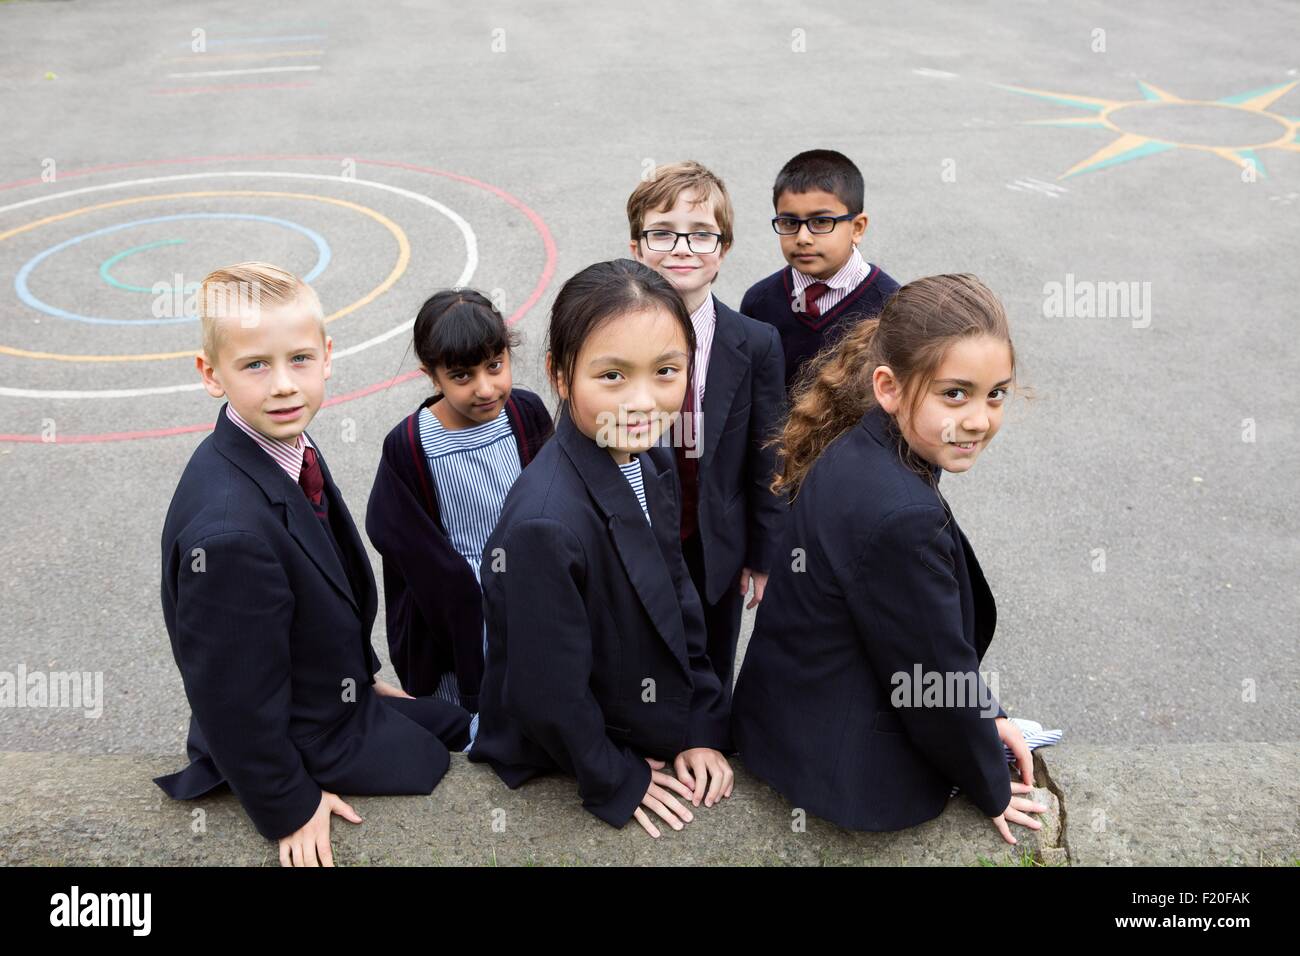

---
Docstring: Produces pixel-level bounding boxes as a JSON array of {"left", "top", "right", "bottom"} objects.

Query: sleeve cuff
[{"left": 583, "top": 753, "right": 651, "bottom": 828}]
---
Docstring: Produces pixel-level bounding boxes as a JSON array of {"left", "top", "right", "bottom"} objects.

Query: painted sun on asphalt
[{"left": 998, "top": 79, "right": 1300, "bottom": 179}]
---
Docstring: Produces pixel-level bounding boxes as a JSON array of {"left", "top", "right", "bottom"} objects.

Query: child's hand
[
  {"left": 995, "top": 716, "right": 1033, "bottom": 788},
  {"left": 278, "top": 790, "right": 362, "bottom": 866},
  {"left": 989, "top": 781, "right": 1049, "bottom": 845},
  {"left": 371, "top": 677, "right": 414, "bottom": 699},
  {"left": 738, "top": 568, "right": 769, "bottom": 609},
  {"left": 632, "top": 757, "right": 698, "bottom": 839},
  {"left": 673, "top": 747, "right": 735, "bottom": 807}
]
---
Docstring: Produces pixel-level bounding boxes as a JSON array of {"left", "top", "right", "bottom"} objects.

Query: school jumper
[
  {"left": 468, "top": 409, "right": 731, "bottom": 827},
  {"left": 731, "top": 404, "right": 1011, "bottom": 831},
  {"left": 365, "top": 390, "right": 552, "bottom": 709},
  {"left": 673, "top": 295, "right": 787, "bottom": 700},
  {"left": 740, "top": 248, "right": 899, "bottom": 394},
  {"left": 154, "top": 404, "right": 471, "bottom": 841}
]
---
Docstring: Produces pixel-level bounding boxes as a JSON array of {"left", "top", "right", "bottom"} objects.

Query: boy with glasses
[
  {"left": 626, "top": 161, "right": 787, "bottom": 705},
  {"left": 741, "top": 149, "right": 900, "bottom": 394}
]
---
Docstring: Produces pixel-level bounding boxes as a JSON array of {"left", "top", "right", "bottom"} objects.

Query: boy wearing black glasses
[
  {"left": 741, "top": 149, "right": 900, "bottom": 394},
  {"left": 626, "top": 161, "right": 787, "bottom": 708}
]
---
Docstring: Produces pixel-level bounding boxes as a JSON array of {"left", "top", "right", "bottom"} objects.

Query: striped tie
[
  {"left": 801, "top": 281, "right": 830, "bottom": 318},
  {"left": 299, "top": 445, "right": 324, "bottom": 506}
]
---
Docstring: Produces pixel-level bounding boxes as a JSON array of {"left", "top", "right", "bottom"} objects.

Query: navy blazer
[
  {"left": 468, "top": 409, "right": 732, "bottom": 826},
  {"left": 154, "top": 405, "right": 468, "bottom": 840},
  {"left": 731, "top": 405, "right": 1010, "bottom": 831},
  {"left": 687, "top": 298, "right": 787, "bottom": 601},
  {"left": 366, "top": 389, "right": 553, "bottom": 707}
]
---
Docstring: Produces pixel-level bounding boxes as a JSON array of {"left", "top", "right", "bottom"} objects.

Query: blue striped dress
[{"left": 419, "top": 405, "right": 521, "bottom": 742}]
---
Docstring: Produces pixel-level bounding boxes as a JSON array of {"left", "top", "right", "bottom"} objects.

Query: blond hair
[
  {"left": 773, "top": 274, "right": 1017, "bottom": 500},
  {"left": 198, "top": 261, "right": 323, "bottom": 361},
  {"left": 626, "top": 160, "right": 734, "bottom": 250}
]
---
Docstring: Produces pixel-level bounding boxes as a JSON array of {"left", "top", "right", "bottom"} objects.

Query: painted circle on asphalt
[{"left": 18, "top": 211, "right": 334, "bottom": 325}]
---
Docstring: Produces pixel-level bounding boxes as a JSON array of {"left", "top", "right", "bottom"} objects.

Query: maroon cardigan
[{"left": 365, "top": 389, "right": 553, "bottom": 710}]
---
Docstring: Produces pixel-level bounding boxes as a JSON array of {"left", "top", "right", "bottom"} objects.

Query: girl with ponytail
[{"left": 733, "top": 274, "right": 1053, "bottom": 843}]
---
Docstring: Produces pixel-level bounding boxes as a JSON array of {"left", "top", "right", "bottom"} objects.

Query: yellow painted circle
[{"left": 0, "top": 190, "right": 410, "bottom": 362}]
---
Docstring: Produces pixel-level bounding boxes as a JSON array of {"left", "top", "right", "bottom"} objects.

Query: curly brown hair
[{"left": 772, "top": 274, "right": 1017, "bottom": 500}]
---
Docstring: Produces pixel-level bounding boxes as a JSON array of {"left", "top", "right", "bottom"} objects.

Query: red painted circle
[{"left": 0, "top": 155, "right": 557, "bottom": 443}]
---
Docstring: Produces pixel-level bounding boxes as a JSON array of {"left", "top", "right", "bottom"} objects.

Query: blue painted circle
[{"left": 16, "top": 212, "right": 332, "bottom": 326}]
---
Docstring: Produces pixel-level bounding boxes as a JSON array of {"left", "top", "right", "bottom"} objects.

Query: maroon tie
[
  {"left": 674, "top": 369, "right": 700, "bottom": 541},
  {"left": 800, "top": 281, "right": 830, "bottom": 318},
  {"left": 299, "top": 445, "right": 324, "bottom": 506}
]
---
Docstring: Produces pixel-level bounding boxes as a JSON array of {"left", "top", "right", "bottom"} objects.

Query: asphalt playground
[{"left": 0, "top": 0, "right": 1296, "bottom": 760}]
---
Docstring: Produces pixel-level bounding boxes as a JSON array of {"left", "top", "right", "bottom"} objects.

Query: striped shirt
[
  {"left": 619, "top": 456, "right": 651, "bottom": 525},
  {"left": 417, "top": 404, "right": 521, "bottom": 583},
  {"left": 225, "top": 404, "right": 314, "bottom": 481},
  {"left": 687, "top": 295, "right": 715, "bottom": 455},
  {"left": 790, "top": 245, "right": 871, "bottom": 315}
]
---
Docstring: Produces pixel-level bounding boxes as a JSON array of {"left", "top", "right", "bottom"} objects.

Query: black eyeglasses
[
  {"left": 771, "top": 213, "right": 856, "bottom": 236},
  {"left": 639, "top": 229, "right": 723, "bottom": 254}
]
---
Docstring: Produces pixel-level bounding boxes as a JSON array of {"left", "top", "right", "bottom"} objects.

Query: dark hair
[
  {"left": 774, "top": 274, "right": 1017, "bottom": 500},
  {"left": 546, "top": 259, "right": 695, "bottom": 411},
  {"left": 772, "top": 149, "right": 865, "bottom": 215},
  {"left": 413, "top": 289, "right": 519, "bottom": 374}
]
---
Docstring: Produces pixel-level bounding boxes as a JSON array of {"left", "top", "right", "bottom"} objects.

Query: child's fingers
[
  {"left": 1004, "top": 806, "right": 1043, "bottom": 830},
  {"left": 633, "top": 807, "right": 661, "bottom": 839},
  {"left": 645, "top": 757, "right": 666, "bottom": 771},
  {"left": 642, "top": 794, "right": 684, "bottom": 831},
  {"left": 991, "top": 815, "right": 1016, "bottom": 846},
  {"left": 649, "top": 784, "right": 694, "bottom": 824},
  {"left": 1002, "top": 731, "right": 1034, "bottom": 788},
  {"left": 296, "top": 838, "right": 320, "bottom": 867},
  {"left": 690, "top": 757, "right": 708, "bottom": 805},
  {"left": 654, "top": 769, "right": 697, "bottom": 803},
  {"left": 329, "top": 795, "right": 363, "bottom": 824},
  {"left": 704, "top": 760, "right": 725, "bottom": 807},
  {"left": 317, "top": 830, "right": 335, "bottom": 867},
  {"left": 1010, "top": 796, "right": 1049, "bottom": 815},
  {"left": 279, "top": 840, "right": 292, "bottom": 867},
  {"left": 672, "top": 753, "right": 694, "bottom": 788},
  {"left": 1014, "top": 749, "right": 1034, "bottom": 788}
]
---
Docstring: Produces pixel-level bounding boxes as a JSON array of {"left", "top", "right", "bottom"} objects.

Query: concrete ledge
[
  {"left": 1044, "top": 742, "right": 1298, "bottom": 866},
  {"left": 1, "top": 744, "right": 1294, "bottom": 865}
]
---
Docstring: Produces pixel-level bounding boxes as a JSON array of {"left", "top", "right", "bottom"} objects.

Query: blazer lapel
[
  {"left": 555, "top": 411, "right": 690, "bottom": 674},
  {"left": 212, "top": 407, "right": 359, "bottom": 614},
  {"left": 955, "top": 523, "right": 996, "bottom": 659},
  {"left": 699, "top": 298, "right": 748, "bottom": 470},
  {"left": 314, "top": 443, "right": 374, "bottom": 623}
]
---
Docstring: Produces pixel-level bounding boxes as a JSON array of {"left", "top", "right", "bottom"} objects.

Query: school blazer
[
  {"left": 689, "top": 298, "right": 787, "bottom": 601},
  {"left": 731, "top": 405, "right": 1011, "bottom": 831},
  {"left": 154, "top": 405, "right": 461, "bottom": 840},
  {"left": 365, "top": 389, "right": 553, "bottom": 707},
  {"left": 468, "top": 409, "right": 732, "bottom": 827}
]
